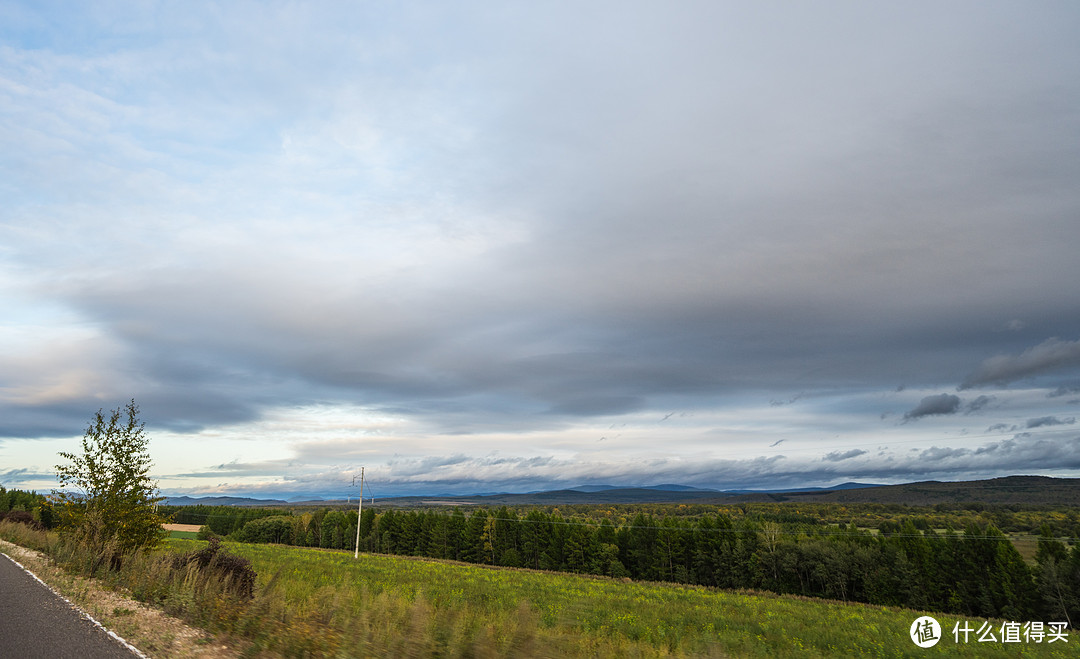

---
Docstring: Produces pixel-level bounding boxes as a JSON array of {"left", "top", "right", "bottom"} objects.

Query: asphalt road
[{"left": 0, "top": 552, "right": 142, "bottom": 659}]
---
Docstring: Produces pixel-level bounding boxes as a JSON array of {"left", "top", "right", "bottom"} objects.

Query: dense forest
[{"left": 162, "top": 500, "right": 1080, "bottom": 625}]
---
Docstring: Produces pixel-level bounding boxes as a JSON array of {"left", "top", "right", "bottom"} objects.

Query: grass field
[{"left": 161, "top": 538, "right": 1077, "bottom": 657}]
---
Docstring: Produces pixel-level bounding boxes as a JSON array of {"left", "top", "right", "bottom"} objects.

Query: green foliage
[
  {"left": 234, "top": 515, "right": 294, "bottom": 544},
  {"left": 54, "top": 400, "right": 168, "bottom": 554}
]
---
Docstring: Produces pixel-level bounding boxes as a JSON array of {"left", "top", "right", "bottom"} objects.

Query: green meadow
[{"left": 160, "top": 538, "right": 1076, "bottom": 657}]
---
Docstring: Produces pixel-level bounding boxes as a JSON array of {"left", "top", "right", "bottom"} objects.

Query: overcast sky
[{"left": 3, "top": 2, "right": 1080, "bottom": 499}]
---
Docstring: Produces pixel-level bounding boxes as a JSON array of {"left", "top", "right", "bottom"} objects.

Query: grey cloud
[
  {"left": 809, "top": 436, "right": 1080, "bottom": 485},
  {"left": 770, "top": 393, "right": 806, "bottom": 407},
  {"left": 1049, "top": 385, "right": 1080, "bottom": 398},
  {"left": 166, "top": 456, "right": 320, "bottom": 480},
  {"left": 0, "top": 468, "right": 58, "bottom": 490},
  {"left": 1026, "top": 416, "right": 1076, "bottom": 429},
  {"left": 384, "top": 454, "right": 481, "bottom": 478},
  {"left": 961, "top": 338, "right": 1080, "bottom": 389},
  {"left": 904, "top": 394, "right": 961, "bottom": 420},
  {"left": 0, "top": 403, "right": 98, "bottom": 440},
  {"left": 964, "top": 395, "right": 995, "bottom": 414},
  {"left": 1, "top": 468, "right": 33, "bottom": 483},
  {"left": 974, "top": 442, "right": 1006, "bottom": 456},
  {"left": 0, "top": 386, "right": 261, "bottom": 440},
  {"left": 918, "top": 446, "right": 970, "bottom": 461},
  {"left": 823, "top": 449, "right": 867, "bottom": 462},
  {"left": 547, "top": 396, "right": 644, "bottom": 417}
]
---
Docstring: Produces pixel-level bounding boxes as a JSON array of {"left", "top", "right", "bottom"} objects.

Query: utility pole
[{"left": 353, "top": 467, "right": 364, "bottom": 559}]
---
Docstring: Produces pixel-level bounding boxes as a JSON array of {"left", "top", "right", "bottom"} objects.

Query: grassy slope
[{"left": 167, "top": 539, "right": 1077, "bottom": 658}]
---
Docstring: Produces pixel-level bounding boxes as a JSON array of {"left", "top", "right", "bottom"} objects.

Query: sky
[{"left": 2, "top": 2, "right": 1080, "bottom": 500}]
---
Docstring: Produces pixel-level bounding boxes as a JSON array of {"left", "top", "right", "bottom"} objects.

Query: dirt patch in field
[{"left": 164, "top": 523, "right": 202, "bottom": 533}]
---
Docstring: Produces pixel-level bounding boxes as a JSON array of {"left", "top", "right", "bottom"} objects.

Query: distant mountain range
[
  {"left": 764, "top": 475, "right": 1080, "bottom": 506},
  {"left": 164, "top": 495, "right": 290, "bottom": 507},
  {"left": 163, "top": 476, "right": 1080, "bottom": 508},
  {"left": 562, "top": 481, "right": 882, "bottom": 494},
  {"left": 565, "top": 483, "right": 722, "bottom": 493},
  {"left": 162, "top": 481, "right": 883, "bottom": 507}
]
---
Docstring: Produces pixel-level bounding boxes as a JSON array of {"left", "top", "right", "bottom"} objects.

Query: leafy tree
[
  {"left": 236, "top": 515, "right": 293, "bottom": 544},
  {"left": 54, "top": 400, "right": 168, "bottom": 554}
]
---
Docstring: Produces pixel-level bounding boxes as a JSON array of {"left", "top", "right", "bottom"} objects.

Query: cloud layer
[{"left": 3, "top": 2, "right": 1080, "bottom": 496}]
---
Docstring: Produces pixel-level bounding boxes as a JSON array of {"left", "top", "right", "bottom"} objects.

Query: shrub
[
  {"left": 173, "top": 537, "right": 256, "bottom": 599},
  {"left": 0, "top": 510, "right": 43, "bottom": 530}
]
